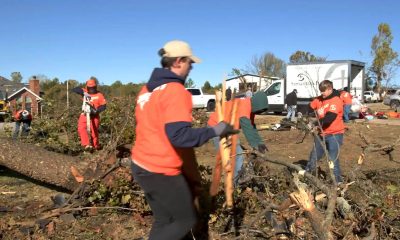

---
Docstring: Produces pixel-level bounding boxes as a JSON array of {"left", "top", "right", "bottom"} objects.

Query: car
[
  {"left": 383, "top": 89, "right": 400, "bottom": 111},
  {"left": 363, "top": 91, "right": 379, "bottom": 103},
  {"left": 186, "top": 88, "right": 216, "bottom": 111}
]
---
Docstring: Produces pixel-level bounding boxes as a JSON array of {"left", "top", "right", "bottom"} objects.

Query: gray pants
[
  {"left": 286, "top": 105, "right": 297, "bottom": 121},
  {"left": 13, "top": 121, "right": 31, "bottom": 139}
]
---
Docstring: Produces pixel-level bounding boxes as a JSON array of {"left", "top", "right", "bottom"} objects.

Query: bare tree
[{"left": 246, "top": 52, "right": 286, "bottom": 78}]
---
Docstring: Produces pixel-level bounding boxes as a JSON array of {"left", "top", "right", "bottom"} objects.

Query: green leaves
[
  {"left": 289, "top": 50, "right": 326, "bottom": 64},
  {"left": 184, "top": 78, "right": 196, "bottom": 88},
  {"left": 370, "top": 23, "right": 399, "bottom": 92}
]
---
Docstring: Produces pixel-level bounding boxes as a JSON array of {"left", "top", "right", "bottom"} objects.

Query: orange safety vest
[
  {"left": 14, "top": 110, "right": 32, "bottom": 121},
  {"left": 82, "top": 89, "right": 107, "bottom": 109},
  {"left": 131, "top": 83, "right": 193, "bottom": 176},
  {"left": 340, "top": 91, "right": 352, "bottom": 105}
]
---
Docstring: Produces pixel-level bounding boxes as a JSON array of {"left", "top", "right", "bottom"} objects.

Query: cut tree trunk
[{"left": 0, "top": 138, "right": 104, "bottom": 191}]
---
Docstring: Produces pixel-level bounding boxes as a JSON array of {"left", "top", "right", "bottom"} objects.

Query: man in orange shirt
[
  {"left": 13, "top": 108, "right": 32, "bottom": 139},
  {"left": 305, "top": 80, "right": 345, "bottom": 183},
  {"left": 340, "top": 87, "right": 352, "bottom": 123},
  {"left": 72, "top": 77, "right": 107, "bottom": 150},
  {"left": 208, "top": 91, "right": 269, "bottom": 182},
  {"left": 131, "top": 40, "right": 237, "bottom": 240}
]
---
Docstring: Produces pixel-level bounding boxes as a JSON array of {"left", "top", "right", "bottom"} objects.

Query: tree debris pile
[
  {"left": 1, "top": 152, "right": 400, "bottom": 239},
  {"left": 12, "top": 96, "right": 136, "bottom": 155},
  {"left": 2, "top": 99, "right": 400, "bottom": 239},
  {"left": 192, "top": 108, "right": 209, "bottom": 128},
  {"left": 206, "top": 155, "right": 400, "bottom": 239}
]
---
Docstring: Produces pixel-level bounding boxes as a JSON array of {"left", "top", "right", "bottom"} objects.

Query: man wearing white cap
[{"left": 131, "top": 40, "right": 238, "bottom": 239}]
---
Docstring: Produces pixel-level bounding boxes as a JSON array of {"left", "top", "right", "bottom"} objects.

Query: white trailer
[{"left": 263, "top": 60, "right": 365, "bottom": 114}]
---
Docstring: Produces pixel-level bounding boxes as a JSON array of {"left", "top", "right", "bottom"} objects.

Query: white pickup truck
[
  {"left": 186, "top": 88, "right": 216, "bottom": 111},
  {"left": 364, "top": 91, "right": 379, "bottom": 103}
]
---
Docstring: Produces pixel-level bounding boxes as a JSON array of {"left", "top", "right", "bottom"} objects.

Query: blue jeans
[
  {"left": 13, "top": 121, "right": 31, "bottom": 139},
  {"left": 305, "top": 134, "right": 343, "bottom": 183},
  {"left": 343, "top": 104, "right": 351, "bottom": 122},
  {"left": 286, "top": 105, "right": 297, "bottom": 121},
  {"left": 212, "top": 136, "right": 244, "bottom": 183}
]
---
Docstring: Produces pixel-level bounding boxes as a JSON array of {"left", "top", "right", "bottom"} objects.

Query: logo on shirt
[
  {"left": 137, "top": 92, "right": 152, "bottom": 110},
  {"left": 317, "top": 103, "right": 330, "bottom": 116},
  {"left": 137, "top": 84, "right": 167, "bottom": 110}
]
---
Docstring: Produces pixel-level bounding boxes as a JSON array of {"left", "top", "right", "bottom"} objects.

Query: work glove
[
  {"left": 307, "top": 120, "right": 321, "bottom": 133},
  {"left": 257, "top": 143, "right": 268, "bottom": 153},
  {"left": 212, "top": 121, "right": 239, "bottom": 138},
  {"left": 307, "top": 120, "right": 318, "bottom": 130},
  {"left": 90, "top": 108, "right": 97, "bottom": 116}
]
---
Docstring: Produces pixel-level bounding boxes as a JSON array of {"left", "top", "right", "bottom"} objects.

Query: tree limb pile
[{"left": 0, "top": 138, "right": 114, "bottom": 191}]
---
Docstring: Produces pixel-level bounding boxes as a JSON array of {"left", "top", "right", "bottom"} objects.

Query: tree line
[
  {"left": 8, "top": 23, "right": 399, "bottom": 98},
  {"left": 230, "top": 22, "right": 399, "bottom": 93}
]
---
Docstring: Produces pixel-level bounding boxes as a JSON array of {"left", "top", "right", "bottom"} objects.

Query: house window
[
  {"left": 25, "top": 96, "right": 32, "bottom": 112},
  {"left": 15, "top": 96, "right": 23, "bottom": 110}
]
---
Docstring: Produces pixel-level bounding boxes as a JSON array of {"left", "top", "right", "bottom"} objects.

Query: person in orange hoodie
[
  {"left": 340, "top": 87, "right": 352, "bottom": 123},
  {"left": 13, "top": 108, "right": 32, "bottom": 139},
  {"left": 207, "top": 91, "right": 269, "bottom": 183},
  {"left": 131, "top": 40, "right": 237, "bottom": 240},
  {"left": 305, "top": 80, "right": 345, "bottom": 184},
  {"left": 72, "top": 77, "right": 107, "bottom": 150}
]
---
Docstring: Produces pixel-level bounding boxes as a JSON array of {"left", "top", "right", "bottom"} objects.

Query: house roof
[
  {"left": 7, "top": 87, "right": 43, "bottom": 101},
  {"left": 0, "top": 76, "right": 25, "bottom": 99}
]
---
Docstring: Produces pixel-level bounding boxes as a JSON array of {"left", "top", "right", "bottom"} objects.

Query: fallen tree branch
[
  {"left": 13, "top": 206, "right": 137, "bottom": 227},
  {"left": 361, "top": 222, "right": 377, "bottom": 240},
  {"left": 251, "top": 151, "right": 336, "bottom": 239},
  {"left": 359, "top": 131, "right": 400, "bottom": 162}
]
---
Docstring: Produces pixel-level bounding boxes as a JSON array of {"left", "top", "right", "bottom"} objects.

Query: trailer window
[{"left": 264, "top": 82, "right": 281, "bottom": 96}]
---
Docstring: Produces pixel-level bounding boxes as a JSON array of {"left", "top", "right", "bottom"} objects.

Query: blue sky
[{"left": 0, "top": 0, "right": 399, "bottom": 87}]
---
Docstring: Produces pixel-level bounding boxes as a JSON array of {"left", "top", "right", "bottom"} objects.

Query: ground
[{"left": 1, "top": 103, "right": 400, "bottom": 239}]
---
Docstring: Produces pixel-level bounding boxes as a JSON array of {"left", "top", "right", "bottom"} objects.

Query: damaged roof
[{"left": 0, "top": 76, "right": 25, "bottom": 100}]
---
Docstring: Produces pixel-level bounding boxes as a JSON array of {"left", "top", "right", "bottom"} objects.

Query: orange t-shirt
[
  {"left": 310, "top": 95, "right": 345, "bottom": 135},
  {"left": 340, "top": 91, "right": 352, "bottom": 105},
  {"left": 131, "top": 83, "right": 193, "bottom": 175},
  {"left": 83, "top": 89, "right": 107, "bottom": 109},
  {"left": 14, "top": 110, "right": 32, "bottom": 121},
  {"left": 207, "top": 98, "right": 252, "bottom": 129}
]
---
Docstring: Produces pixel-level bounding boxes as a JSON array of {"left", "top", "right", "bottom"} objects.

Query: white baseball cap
[{"left": 161, "top": 40, "right": 201, "bottom": 63}]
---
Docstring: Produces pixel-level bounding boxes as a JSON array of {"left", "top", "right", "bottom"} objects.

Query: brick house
[{"left": 0, "top": 76, "right": 43, "bottom": 116}]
